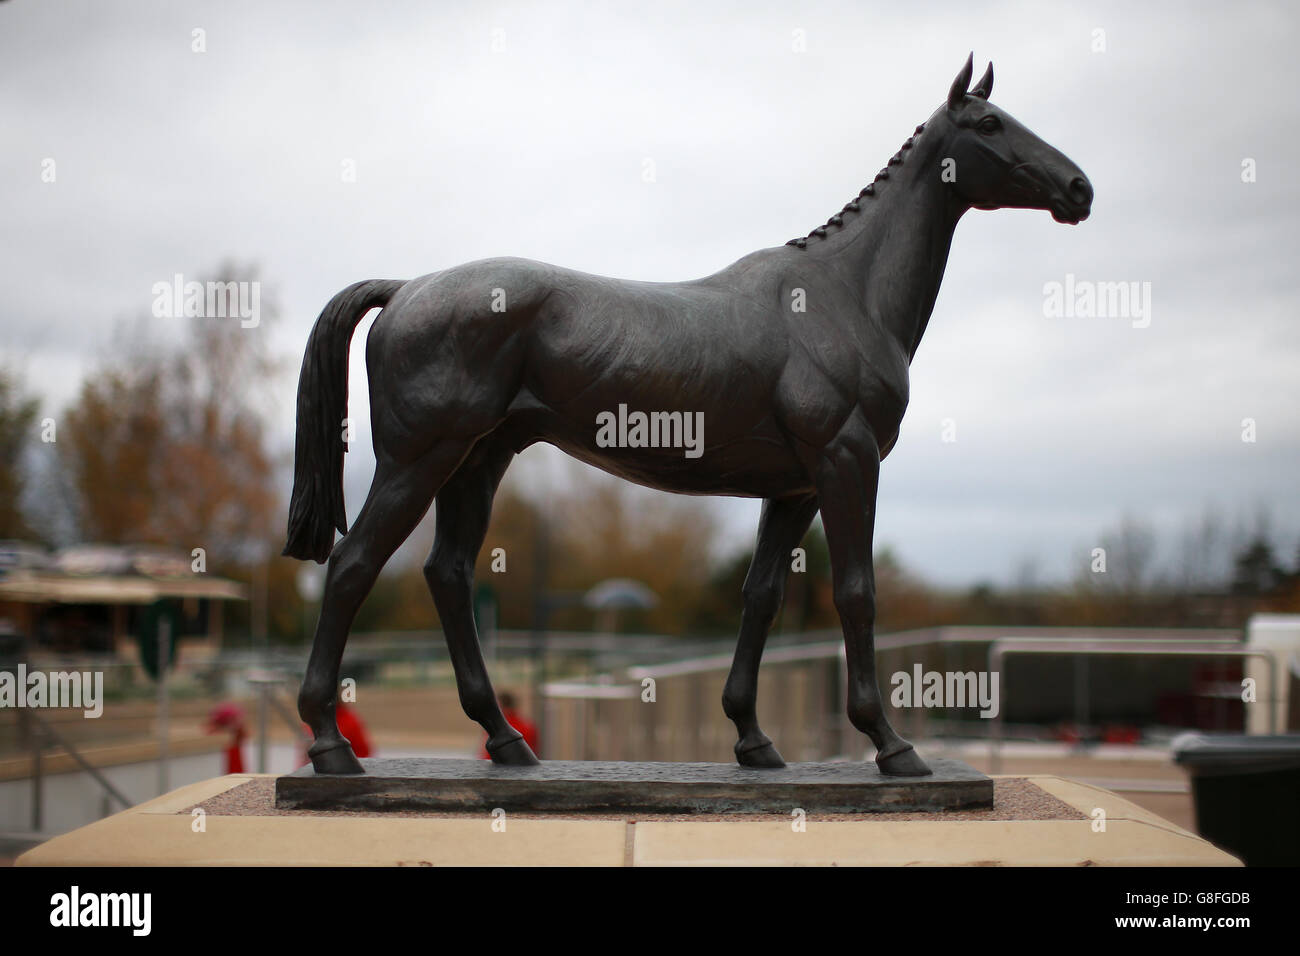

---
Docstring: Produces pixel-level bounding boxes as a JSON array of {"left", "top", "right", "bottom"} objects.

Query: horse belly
[{"left": 501, "top": 398, "right": 812, "bottom": 498}]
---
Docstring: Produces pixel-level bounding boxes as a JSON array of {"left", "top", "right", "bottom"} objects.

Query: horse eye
[{"left": 978, "top": 116, "right": 1001, "bottom": 134}]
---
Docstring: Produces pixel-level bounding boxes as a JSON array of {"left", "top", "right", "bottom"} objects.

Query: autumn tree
[
  {"left": 0, "top": 368, "right": 41, "bottom": 540},
  {"left": 59, "top": 263, "right": 283, "bottom": 565},
  {"left": 545, "top": 471, "right": 718, "bottom": 634},
  {"left": 356, "top": 460, "right": 730, "bottom": 636}
]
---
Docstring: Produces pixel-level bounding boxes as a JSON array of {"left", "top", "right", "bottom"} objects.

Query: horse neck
[{"left": 812, "top": 129, "right": 966, "bottom": 360}]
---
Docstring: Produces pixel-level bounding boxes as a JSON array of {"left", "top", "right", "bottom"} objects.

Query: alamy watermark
[
  {"left": 151, "top": 273, "right": 261, "bottom": 328},
  {"left": 1043, "top": 273, "right": 1151, "bottom": 329},
  {"left": 0, "top": 665, "right": 103, "bottom": 718},
  {"left": 50, "top": 886, "right": 150, "bottom": 936},
  {"left": 890, "top": 665, "right": 1000, "bottom": 718},
  {"left": 595, "top": 403, "right": 704, "bottom": 459}
]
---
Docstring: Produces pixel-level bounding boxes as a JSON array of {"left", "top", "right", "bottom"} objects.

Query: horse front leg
[
  {"left": 722, "top": 493, "right": 820, "bottom": 768},
  {"left": 815, "top": 418, "right": 931, "bottom": 776}
]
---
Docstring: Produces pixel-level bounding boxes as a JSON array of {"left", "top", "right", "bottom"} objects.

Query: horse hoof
[
  {"left": 487, "top": 734, "right": 540, "bottom": 766},
  {"left": 308, "top": 740, "right": 364, "bottom": 775},
  {"left": 876, "top": 746, "right": 931, "bottom": 776},
  {"left": 735, "top": 738, "right": 786, "bottom": 769}
]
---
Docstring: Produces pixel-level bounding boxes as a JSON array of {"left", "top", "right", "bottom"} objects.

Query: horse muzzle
[{"left": 1049, "top": 173, "right": 1092, "bottom": 224}]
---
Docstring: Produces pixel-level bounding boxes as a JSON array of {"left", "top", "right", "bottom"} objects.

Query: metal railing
[
  {"left": 536, "top": 626, "right": 1267, "bottom": 763},
  {"left": 4, "top": 624, "right": 1279, "bottom": 802},
  {"left": 987, "top": 637, "right": 1278, "bottom": 772},
  {"left": 18, "top": 708, "right": 132, "bottom": 831}
]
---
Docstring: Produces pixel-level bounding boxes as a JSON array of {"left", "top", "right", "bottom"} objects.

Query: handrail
[{"left": 23, "top": 708, "right": 132, "bottom": 830}]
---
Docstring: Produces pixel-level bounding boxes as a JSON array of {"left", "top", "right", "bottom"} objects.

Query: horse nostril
[{"left": 1068, "top": 176, "right": 1093, "bottom": 207}]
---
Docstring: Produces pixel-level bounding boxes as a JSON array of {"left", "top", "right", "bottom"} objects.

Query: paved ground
[{"left": 933, "top": 744, "right": 1196, "bottom": 832}]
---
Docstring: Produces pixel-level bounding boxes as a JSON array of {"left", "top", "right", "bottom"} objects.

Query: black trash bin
[{"left": 1172, "top": 732, "right": 1300, "bottom": 866}]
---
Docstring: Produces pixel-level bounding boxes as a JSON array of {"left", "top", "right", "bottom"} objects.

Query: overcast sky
[{"left": 3, "top": 1, "right": 1297, "bottom": 587}]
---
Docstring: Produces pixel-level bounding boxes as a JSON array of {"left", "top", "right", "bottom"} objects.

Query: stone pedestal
[
  {"left": 15, "top": 772, "right": 1242, "bottom": 867},
  {"left": 275, "top": 757, "right": 993, "bottom": 814}
]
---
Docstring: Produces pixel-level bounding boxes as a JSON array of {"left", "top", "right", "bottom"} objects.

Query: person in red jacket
[
  {"left": 205, "top": 703, "right": 247, "bottom": 774},
  {"left": 334, "top": 702, "right": 372, "bottom": 758},
  {"left": 296, "top": 701, "right": 373, "bottom": 766},
  {"left": 479, "top": 692, "right": 539, "bottom": 759}
]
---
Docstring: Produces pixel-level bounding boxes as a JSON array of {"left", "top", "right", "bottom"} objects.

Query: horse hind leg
[
  {"left": 722, "top": 493, "right": 820, "bottom": 768},
  {"left": 300, "top": 440, "right": 473, "bottom": 774},
  {"left": 423, "top": 437, "right": 538, "bottom": 765}
]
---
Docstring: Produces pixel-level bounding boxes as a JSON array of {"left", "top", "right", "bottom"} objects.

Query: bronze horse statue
[{"left": 284, "top": 55, "right": 1092, "bottom": 776}]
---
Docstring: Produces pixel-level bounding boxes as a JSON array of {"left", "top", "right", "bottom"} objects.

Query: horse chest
[{"left": 854, "top": 352, "right": 911, "bottom": 453}]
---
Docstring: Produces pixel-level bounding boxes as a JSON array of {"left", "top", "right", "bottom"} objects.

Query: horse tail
[{"left": 282, "top": 278, "right": 407, "bottom": 563}]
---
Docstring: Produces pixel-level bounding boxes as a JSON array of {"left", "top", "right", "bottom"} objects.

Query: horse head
[{"left": 937, "top": 53, "right": 1092, "bottom": 224}]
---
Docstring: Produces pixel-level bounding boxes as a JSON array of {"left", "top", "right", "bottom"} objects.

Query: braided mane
[{"left": 786, "top": 123, "right": 927, "bottom": 248}]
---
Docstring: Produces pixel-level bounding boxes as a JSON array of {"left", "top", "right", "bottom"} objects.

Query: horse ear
[
  {"left": 971, "top": 61, "right": 993, "bottom": 100},
  {"left": 948, "top": 52, "right": 974, "bottom": 110}
]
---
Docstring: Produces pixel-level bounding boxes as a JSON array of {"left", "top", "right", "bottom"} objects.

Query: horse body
[
  {"left": 286, "top": 55, "right": 1092, "bottom": 776},
  {"left": 366, "top": 221, "right": 921, "bottom": 498},
  {"left": 368, "top": 255, "right": 811, "bottom": 497}
]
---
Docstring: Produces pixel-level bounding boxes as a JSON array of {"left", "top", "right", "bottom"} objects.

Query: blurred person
[
  {"left": 298, "top": 701, "right": 373, "bottom": 764},
  {"left": 205, "top": 703, "right": 247, "bottom": 774},
  {"left": 334, "top": 701, "right": 372, "bottom": 758}
]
